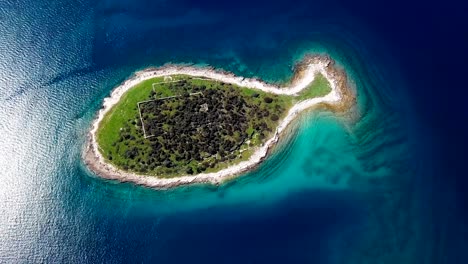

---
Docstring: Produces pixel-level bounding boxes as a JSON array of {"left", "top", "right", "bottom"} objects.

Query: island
[{"left": 83, "top": 55, "right": 354, "bottom": 189}]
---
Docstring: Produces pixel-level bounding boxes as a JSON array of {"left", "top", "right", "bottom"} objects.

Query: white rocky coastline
[{"left": 83, "top": 55, "right": 352, "bottom": 189}]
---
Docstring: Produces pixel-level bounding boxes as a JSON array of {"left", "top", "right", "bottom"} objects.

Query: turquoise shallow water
[{"left": 0, "top": 0, "right": 450, "bottom": 263}]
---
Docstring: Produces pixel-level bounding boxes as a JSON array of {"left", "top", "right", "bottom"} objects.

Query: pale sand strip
[{"left": 83, "top": 55, "right": 351, "bottom": 189}]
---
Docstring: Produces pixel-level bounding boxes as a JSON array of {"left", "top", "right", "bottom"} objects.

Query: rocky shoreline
[{"left": 83, "top": 54, "right": 355, "bottom": 189}]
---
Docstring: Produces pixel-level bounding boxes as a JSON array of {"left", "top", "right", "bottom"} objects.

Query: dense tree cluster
[{"left": 112, "top": 79, "right": 285, "bottom": 175}]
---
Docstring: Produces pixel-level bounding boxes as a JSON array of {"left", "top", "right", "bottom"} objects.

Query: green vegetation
[
  {"left": 297, "top": 73, "right": 332, "bottom": 100},
  {"left": 96, "top": 74, "right": 331, "bottom": 177}
]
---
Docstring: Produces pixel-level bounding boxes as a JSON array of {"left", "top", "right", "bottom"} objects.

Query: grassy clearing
[
  {"left": 296, "top": 73, "right": 332, "bottom": 101},
  {"left": 97, "top": 77, "right": 165, "bottom": 157}
]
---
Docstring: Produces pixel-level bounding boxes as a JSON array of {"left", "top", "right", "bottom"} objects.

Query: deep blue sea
[{"left": 1, "top": 0, "right": 467, "bottom": 263}]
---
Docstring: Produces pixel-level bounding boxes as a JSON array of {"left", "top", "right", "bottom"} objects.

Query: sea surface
[{"left": 1, "top": 0, "right": 467, "bottom": 263}]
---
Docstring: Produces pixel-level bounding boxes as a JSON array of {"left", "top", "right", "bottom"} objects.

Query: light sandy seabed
[{"left": 83, "top": 55, "right": 354, "bottom": 189}]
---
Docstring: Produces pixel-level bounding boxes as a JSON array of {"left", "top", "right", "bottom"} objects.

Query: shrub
[{"left": 263, "top": 97, "right": 273, "bottom": 103}]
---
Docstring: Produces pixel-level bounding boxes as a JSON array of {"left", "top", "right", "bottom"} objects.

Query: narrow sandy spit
[{"left": 83, "top": 55, "right": 352, "bottom": 189}]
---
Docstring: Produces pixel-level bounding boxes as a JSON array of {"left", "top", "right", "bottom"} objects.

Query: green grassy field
[
  {"left": 297, "top": 73, "right": 332, "bottom": 100},
  {"left": 96, "top": 73, "right": 331, "bottom": 177}
]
